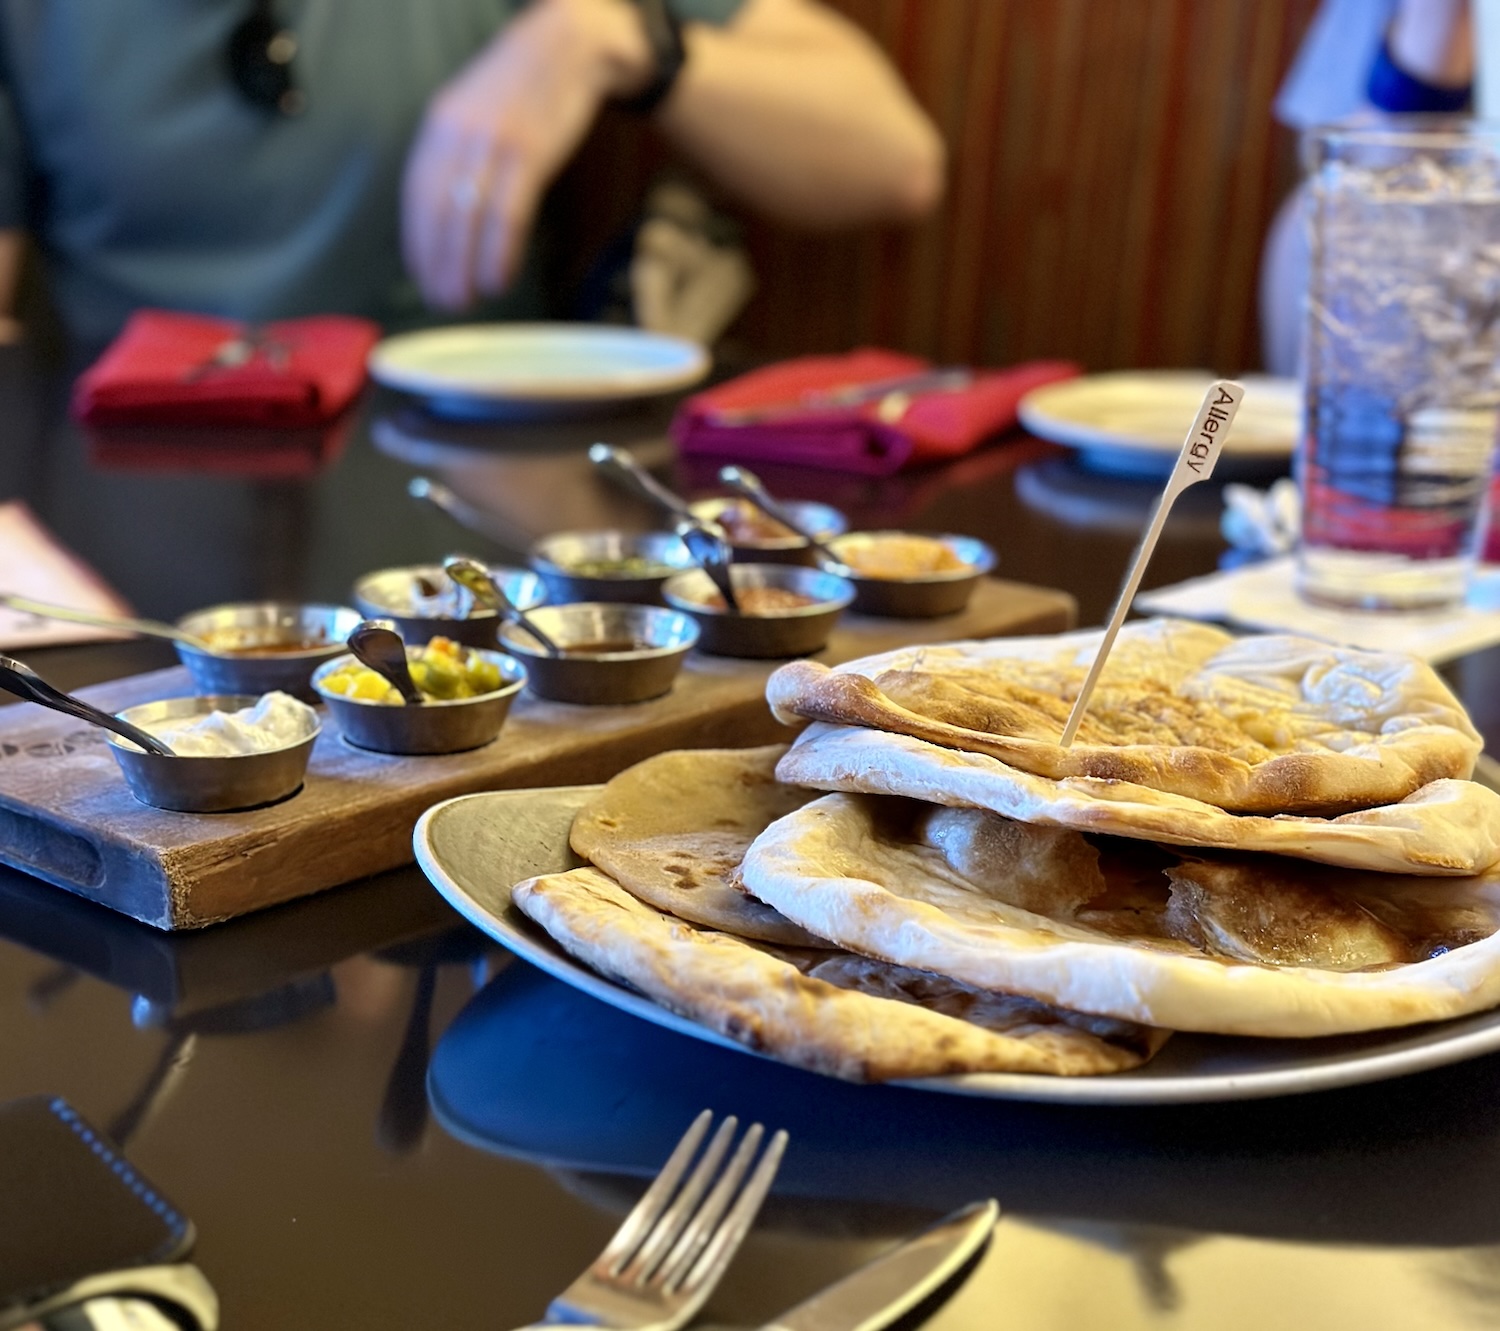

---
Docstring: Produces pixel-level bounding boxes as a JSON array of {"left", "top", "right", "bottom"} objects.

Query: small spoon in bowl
[
  {"left": 675, "top": 520, "right": 741, "bottom": 613},
  {"left": 443, "top": 556, "right": 561, "bottom": 657},
  {"left": 0, "top": 592, "right": 215, "bottom": 653},
  {"left": 347, "top": 621, "right": 425, "bottom": 706},
  {"left": 0, "top": 654, "right": 176, "bottom": 756},
  {"left": 717, "top": 466, "right": 843, "bottom": 566}
]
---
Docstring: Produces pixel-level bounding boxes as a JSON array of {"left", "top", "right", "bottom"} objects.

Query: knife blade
[
  {"left": 705, "top": 369, "right": 972, "bottom": 427},
  {"left": 758, "top": 1199, "right": 998, "bottom": 1331}
]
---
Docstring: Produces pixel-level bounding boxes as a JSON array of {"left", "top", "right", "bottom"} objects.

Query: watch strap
[{"left": 620, "top": 0, "right": 687, "bottom": 115}]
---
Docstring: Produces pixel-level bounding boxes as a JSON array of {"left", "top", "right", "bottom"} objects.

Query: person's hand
[{"left": 401, "top": 0, "right": 655, "bottom": 312}]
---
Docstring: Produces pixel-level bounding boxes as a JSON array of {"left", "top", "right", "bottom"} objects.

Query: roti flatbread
[
  {"left": 776, "top": 722, "right": 1500, "bottom": 876},
  {"left": 767, "top": 619, "right": 1481, "bottom": 816},
  {"left": 570, "top": 745, "right": 826, "bottom": 947},
  {"left": 739, "top": 791, "right": 1500, "bottom": 1037},
  {"left": 513, "top": 866, "right": 1166, "bottom": 1081}
]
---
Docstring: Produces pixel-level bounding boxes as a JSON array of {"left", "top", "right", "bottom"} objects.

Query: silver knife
[{"left": 758, "top": 1199, "right": 999, "bottom": 1331}]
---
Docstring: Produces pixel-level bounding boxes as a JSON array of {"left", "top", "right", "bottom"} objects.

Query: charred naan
[
  {"left": 569, "top": 745, "right": 825, "bottom": 946},
  {"left": 767, "top": 620, "right": 1481, "bottom": 816},
  {"left": 776, "top": 723, "right": 1500, "bottom": 876},
  {"left": 739, "top": 792, "right": 1500, "bottom": 1037},
  {"left": 513, "top": 866, "right": 1166, "bottom": 1081}
]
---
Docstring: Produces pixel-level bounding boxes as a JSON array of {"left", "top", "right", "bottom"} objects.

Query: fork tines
[{"left": 546, "top": 1109, "right": 787, "bottom": 1328}]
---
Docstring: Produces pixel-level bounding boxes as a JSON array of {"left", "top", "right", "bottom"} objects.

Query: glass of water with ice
[{"left": 1299, "top": 120, "right": 1500, "bottom": 611}]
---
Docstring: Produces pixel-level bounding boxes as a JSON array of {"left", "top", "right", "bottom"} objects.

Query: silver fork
[{"left": 515, "top": 1109, "right": 788, "bottom": 1331}]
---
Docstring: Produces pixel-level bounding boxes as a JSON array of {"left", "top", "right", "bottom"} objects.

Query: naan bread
[
  {"left": 570, "top": 745, "right": 826, "bottom": 947},
  {"left": 513, "top": 866, "right": 1166, "bottom": 1081},
  {"left": 777, "top": 722, "right": 1500, "bottom": 876},
  {"left": 767, "top": 619, "right": 1481, "bottom": 815},
  {"left": 739, "top": 792, "right": 1500, "bottom": 1036}
]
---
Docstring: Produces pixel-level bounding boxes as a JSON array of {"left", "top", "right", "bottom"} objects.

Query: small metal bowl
[
  {"left": 105, "top": 695, "right": 320, "bottom": 813},
  {"left": 528, "top": 530, "right": 696, "bottom": 605},
  {"left": 826, "top": 532, "right": 997, "bottom": 618},
  {"left": 662, "top": 565, "right": 854, "bottom": 658},
  {"left": 499, "top": 604, "right": 698, "bottom": 705},
  {"left": 688, "top": 497, "right": 848, "bottom": 566},
  {"left": 175, "top": 603, "right": 364, "bottom": 702},
  {"left": 353, "top": 564, "right": 546, "bottom": 648},
  {"left": 312, "top": 649, "right": 526, "bottom": 755}
]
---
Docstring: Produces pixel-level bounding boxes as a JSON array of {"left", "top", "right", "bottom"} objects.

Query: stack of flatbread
[
  {"left": 513, "top": 619, "right": 1500, "bottom": 1083},
  {"left": 515, "top": 745, "right": 1167, "bottom": 1082}
]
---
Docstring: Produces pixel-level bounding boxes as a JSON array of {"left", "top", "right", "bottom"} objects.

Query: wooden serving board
[{"left": 0, "top": 578, "right": 1074, "bottom": 929}]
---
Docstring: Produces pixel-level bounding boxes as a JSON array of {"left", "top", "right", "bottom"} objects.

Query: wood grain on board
[{"left": 0, "top": 578, "right": 1075, "bottom": 930}]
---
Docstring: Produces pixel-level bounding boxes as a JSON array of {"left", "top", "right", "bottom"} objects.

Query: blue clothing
[
  {"left": 0, "top": 0, "right": 740, "bottom": 345},
  {"left": 1275, "top": 0, "right": 1474, "bottom": 126},
  {"left": 1275, "top": 0, "right": 1397, "bottom": 129}
]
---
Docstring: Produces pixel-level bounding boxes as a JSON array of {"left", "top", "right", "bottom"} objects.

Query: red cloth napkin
[
  {"left": 672, "top": 349, "right": 1080, "bottom": 475},
  {"left": 71, "top": 310, "right": 382, "bottom": 427}
]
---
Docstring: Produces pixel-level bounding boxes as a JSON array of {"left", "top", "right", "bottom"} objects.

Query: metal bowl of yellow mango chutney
[{"left": 313, "top": 642, "right": 526, "bottom": 755}]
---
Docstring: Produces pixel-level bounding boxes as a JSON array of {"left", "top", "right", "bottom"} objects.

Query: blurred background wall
[{"left": 556, "top": 0, "right": 1322, "bottom": 375}]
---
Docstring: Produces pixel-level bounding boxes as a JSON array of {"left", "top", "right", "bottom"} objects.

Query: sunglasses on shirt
[{"left": 227, "top": 0, "right": 304, "bottom": 116}]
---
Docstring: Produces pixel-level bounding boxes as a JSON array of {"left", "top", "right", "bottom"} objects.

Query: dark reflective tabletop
[{"left": 3, "top": 349, "right": 1500, "bottom": 1328}]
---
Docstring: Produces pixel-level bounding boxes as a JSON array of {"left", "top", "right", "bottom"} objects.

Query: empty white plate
[
  {"left": 368, "top": 323, "right": 711, "bottom": 420},
  {"left": 1019, "top": 371, "right": 1300, "bottom": 477}
]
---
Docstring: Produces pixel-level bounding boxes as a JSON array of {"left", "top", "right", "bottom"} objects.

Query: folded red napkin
[
  {"left": 672, "top": 349, "right": 1079, "bottom": 475},
  {"left": 71, "top": 310, "right": 382, "bottom": 427}
]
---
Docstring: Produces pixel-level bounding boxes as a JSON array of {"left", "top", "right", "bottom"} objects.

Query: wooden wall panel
[{"left": 556, "top": 0, "right": 1321, "bottom": 375}]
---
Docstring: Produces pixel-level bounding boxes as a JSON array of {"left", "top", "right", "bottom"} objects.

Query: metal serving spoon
[
  {"left": 717, "top": 465, "right": 843, "bottom": 565},
  {"left": 443, "top": 556, "right": 561, "bottom": 657},
  {"left": 346, "top": 621, "right": 425, "bottom": 706},
  {"left": 588, "top": 443, "right": 700, "bottom": 525},
  {"left": 407, "top": 476, "right": 534, "bottom": 552},
  {"left": 589, "top": 443, "right": 743, "bottom": 609},
  {"left": 0, "top": 592, "right": 215, "bottom": 653},
  {"left": 0, "top": 654, "right": 176, "bottom": 756},
  {"left": 675, "top": 520, "right": 741, "bottom": 613}
]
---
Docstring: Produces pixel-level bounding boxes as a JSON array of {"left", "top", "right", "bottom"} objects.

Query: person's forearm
[{"left": 656, "top": 0, "right": 945, "bottom": 227}]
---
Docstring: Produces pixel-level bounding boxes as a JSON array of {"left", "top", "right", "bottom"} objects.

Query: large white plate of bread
[{"left": 416, "top": 620, "right": 1500, "bottom": 1103}]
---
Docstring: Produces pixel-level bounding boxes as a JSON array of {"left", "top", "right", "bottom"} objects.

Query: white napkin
[
  {"left": 1135, "top": 556, "right": 1500, "bottom": 664},
  {"left": 0, "top": 500, "right": 133, "bottom": 649}
]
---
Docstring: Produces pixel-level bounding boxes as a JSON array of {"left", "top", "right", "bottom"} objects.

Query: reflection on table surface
[
  {"left": 4, "top": 365, "right": 1500, "bottom": 1327},
  {"left": 7, "top": 908, "right": 1500, "bottom": 1330}
]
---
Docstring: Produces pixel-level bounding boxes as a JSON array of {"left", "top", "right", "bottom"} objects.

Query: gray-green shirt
[{"left": 0, "top": 0, "right": 739, "bottom": 345}]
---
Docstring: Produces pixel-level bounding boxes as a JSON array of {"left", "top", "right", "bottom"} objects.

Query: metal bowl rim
[
  {"left": 499, "top": 603, "right": 700, "bottom": 660},
  {"left": 826, "top": 531, "right": 998, "bottom": 584},
  {"left": 352, "top": 565, "right": 546, "bottom": 620},
  {"left": 527, "top": 529, "right": 695, "bottom": 580},
  {"left": 688, "top": 496, "right": 848, "bottom": 549},
  {"left": 104, "top": 694, "right": 323, "bottom": 756},
  {"left": 661, "top": 565, "right": 856, "bottom": 620},
  {"left": 310, "top": 649, "right": 528, "bottom": 708},
  {"left": 175, "top": 602, "right": 363, "bottom": 660}
]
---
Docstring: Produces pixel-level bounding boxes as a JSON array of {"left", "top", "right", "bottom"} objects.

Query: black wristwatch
[{"left": 619, "top": 0, "right": 687, "bottom": 114}]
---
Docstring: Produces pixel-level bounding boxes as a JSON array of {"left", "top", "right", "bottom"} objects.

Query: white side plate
[
  {"left": 368, "top": 323, "right": 710, "bottom": 419},
  {"left": 414, "top": 787, "right": 1500, "bottom": 1105},
  {"left": 1018, "top": 371, "right": 1300, "bottom": 477}
]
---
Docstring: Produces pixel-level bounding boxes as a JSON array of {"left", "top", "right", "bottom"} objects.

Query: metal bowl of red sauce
[
  {"left": 498, "top": 603, "right": 699, "bottom": 705},
  {"left": 174, "top": 602, "right": 364, "bottom": 701},
  {"left": 662, "top": 565, "right": 854, "bottom": 658},
  {"left": 687, "top": 497, "right": 847, "bottom": 566}
]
